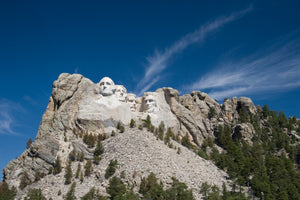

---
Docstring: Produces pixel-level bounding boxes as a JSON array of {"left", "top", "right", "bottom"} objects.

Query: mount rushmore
[
  {"left": 78, "top": 76, "right": 179, "bottom": 134},
  {"left": 2, "top": 73, "right": 266, "bottom": 199}
]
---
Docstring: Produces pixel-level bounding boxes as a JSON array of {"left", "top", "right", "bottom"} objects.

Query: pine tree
[
  {"left": 119, "top": 125, "right": 125, "bottom": 133},
  {"left": 64, "top": 182, "right": 76, "bottom": 200},
  {"left": 116, "top": 121, "right": 121, "bottom": 130},
  {"left": 78, "top": 151, "right": 84, "bottom": 162},
  {"left": 65, "top": 161, "right": 73, "bottom": 185},
  {"left": 68, "top": 150, "right": 77, "bottom": 161},
  {"left": 239, "top": 106, "right": 249, "bottom": 123},
  {"left": 53, "top": 156, "right": 62, "bottom": 175},
  {"left": 181, "top": 133, "right": 192, "bottom": 149},
  {"left": 106, "top": 176, "right": 126, "bottom": 199},
  {"left": 262, "top": 105, "right": 270, "bottom": 118},
  {"left": 143, "top": 115, "right": 152, "bottom": 130},
  {"left": 84, "top": 160, "right": 93, "bottom": 177},
  {"left": 94, "top": 140, "right": 104, "bottom": 157},
  {"left": 75, "top": 163, "right": 81, "bottom": 179},
  {"left": 129, "top": 119, "right": 136, "bottom": 128},
  {"left": 105, "top": 159, "right": 118, "bottom": 179},
  {"left": 80, "top": 172, "right": 84, "bottom": 183},
  {"left": 208, "top": 107, "right": 216, "bottom": 119},
  {"left": 200, "top": 182, "right": 211, "bottom": 198},
  {"left": 278, "top": 110, "right": 288, "bottom": 128}
]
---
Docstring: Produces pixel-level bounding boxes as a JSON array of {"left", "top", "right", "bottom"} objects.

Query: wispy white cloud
[
  {"left": 181, "top": 33, "right": 300, "bottom": 100},
  {"left": 135, "top": 5, "right": 253, "bottom": 96},
  {"left": 0, "top": 99, "right": 23, "bottom": 135}
]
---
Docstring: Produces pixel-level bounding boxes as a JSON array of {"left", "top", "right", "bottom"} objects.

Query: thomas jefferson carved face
[
  {"left": 115, "top": 85, "right": 127, "bottom": 102},
  {"left": 127, "top": 93, "right": 137, "bottom": 111},
  {"left": 145, "top": 94, "right": 157, "bottom": 113},
  {"left": 99, "top": 77, "right": 115, "bottom": 96}
]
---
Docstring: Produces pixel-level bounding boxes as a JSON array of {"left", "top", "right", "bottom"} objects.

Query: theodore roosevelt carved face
[
  {"left": 127, "top": 93, "right": 137, "bottom": 111},
  {"left": 99, "top": 77, "right": 115, "bottom": 96}
]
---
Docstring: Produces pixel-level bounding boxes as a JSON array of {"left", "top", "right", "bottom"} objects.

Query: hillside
[{"left": 1, "top": 73, "right": 299, "bottom": 200}]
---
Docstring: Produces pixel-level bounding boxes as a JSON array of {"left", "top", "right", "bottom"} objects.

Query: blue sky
[{"left": 1, "top": 0, "right": 300, "bottom": 173}]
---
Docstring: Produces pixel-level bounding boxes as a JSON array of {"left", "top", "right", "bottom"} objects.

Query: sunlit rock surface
[{"left": 2, "top": 73, "right": 263, "bottom": 199}]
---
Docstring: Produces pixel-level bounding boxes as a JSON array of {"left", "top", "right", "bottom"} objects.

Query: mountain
[{"left": 1, "top": 73, "right": 299, "bottom": 200}]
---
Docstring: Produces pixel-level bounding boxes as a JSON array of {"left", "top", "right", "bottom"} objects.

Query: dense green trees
[
  {"left": 139, "top": 173, "right": 194, "bottom": 200},
  {"left": 165, "top": 177, "right": 194, "bottom": 200},
  {"left": 199, "top": 182, "right": 247, "bottom": 200},
  {"left": 139, "top": 172, "right": 163, "bottom": 199},
  {"left": 106, "top": 173, "right": 194, "bottom": 200},
  {"left": 0, "top": 182, "right": 16, "bottom": 200},
  {"left": 210, "top": 106, "right": 300, "bottom": 200},
  {"left": 81, "top": 187, "right": 107, "bottom": 200},
  {"left": 24, "top": 188, "right": 46, "bottom": 200}
]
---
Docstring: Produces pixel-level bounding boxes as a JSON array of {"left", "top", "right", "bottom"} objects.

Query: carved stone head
[
  {"left": 144, "top": 94, "right": 157, "bottom": 113},
  {"left": 99, "top": 77, "right": 115, "bottom": 96},
  {"left": 115, "top": 85, "right": 127, "bottom": 102},
  {"left": 127, "top": 93, "right": 137, "bottom": 111}
]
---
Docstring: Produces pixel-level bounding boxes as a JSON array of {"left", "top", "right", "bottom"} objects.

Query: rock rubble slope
[{"left": 14, "top": 127, "right": 231, "bottom": 199}]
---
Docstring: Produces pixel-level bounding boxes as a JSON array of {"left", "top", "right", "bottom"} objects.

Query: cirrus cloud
[
  {"left": 181, "top": 32, "right": 300, "bottom": 100},
  {"left": 135, "top": 5, "right": 253, "bottom": 96},
  {"left": 0, "top": 99, "right": 24, "bottom": 135}
]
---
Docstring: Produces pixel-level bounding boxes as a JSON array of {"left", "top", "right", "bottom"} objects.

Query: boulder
[{"left": 232, "top": 123, "right": 255, "bottom": 145}]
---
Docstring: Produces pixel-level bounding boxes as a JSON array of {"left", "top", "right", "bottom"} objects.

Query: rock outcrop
[{"left": 2, "top": 73, "right": 261, "bottom": 199}]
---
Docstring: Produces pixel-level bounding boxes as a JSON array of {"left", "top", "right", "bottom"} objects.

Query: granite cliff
[{"left": 2, "top": 73, "right": 299, "bottom": 200}]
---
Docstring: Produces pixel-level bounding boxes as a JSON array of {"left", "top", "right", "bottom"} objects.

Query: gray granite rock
[{"left": 2, "top": 73, "right": 263, "bottom": 200}]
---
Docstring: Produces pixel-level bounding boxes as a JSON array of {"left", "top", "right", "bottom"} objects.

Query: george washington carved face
[{"left": 99, "top": 77, "right": 115, "bottom": 96}]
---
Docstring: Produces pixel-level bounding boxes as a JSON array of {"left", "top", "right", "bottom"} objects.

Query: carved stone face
[
  {"left": 145, "top": 94, "right": 157, "bottom": 113},
  {"left": 115, "top": 85, "right": 127, "bottom": 102},
  {"left": 127, "top": 93, "right": 137, "bottom": 111},
  {"left": 99, "top": 77, "right": 115, "bottom": 96}
]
